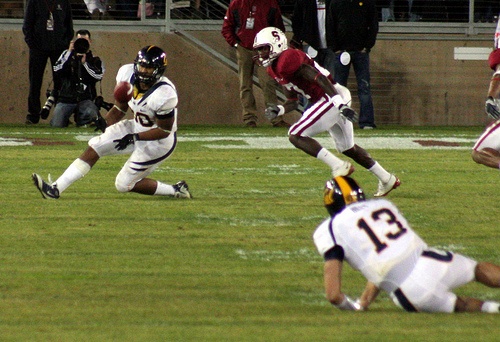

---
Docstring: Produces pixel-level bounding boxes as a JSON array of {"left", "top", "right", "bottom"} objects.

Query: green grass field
[{"left": 1, "top": 124, "right": 499, "bottom": 341}]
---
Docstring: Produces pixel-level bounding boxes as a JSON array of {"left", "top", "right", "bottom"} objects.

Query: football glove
[
  {"left": 94, "top": 112, "right": 107, "bottom": 133},
  {"left": 485, "top": 96, "right": 500, "bottom": 120},
  {"left": 264, "top": 105, "right": 285, "bottom": 121},
  {"left": 113, "top": 133, "right": 139, "bottom": 151},
  {"left": 339, "top": 104, "right": 359, "bottom": 123}
]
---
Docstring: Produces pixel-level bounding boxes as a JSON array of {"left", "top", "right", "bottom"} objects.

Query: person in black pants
[
  {"left": 23, "top": 0, "right": 74, "bottom": 124},
  {"left": 327, "top": 0, "right": 379, "bottom": 129}
]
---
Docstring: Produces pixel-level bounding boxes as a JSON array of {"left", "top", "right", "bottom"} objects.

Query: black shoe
[
  {"left": 25, "top": 114, "right": 40, "bottom": 124},
  {"left": 245, "top": 121, "right": 257, "bottom": 128},
  {"left": 32, "top": 173, "right": 60, "bottom": 199}
]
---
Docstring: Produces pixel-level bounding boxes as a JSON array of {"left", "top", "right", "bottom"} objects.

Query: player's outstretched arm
[
  {"left": 323, "top": 259, "right": 362, "bottom": 311},
  {"left": 105, "top": 101, "right": 128, "bottom": 126},
  {"left": 358, "top": 281, "right": 380, "bottom": 311}
]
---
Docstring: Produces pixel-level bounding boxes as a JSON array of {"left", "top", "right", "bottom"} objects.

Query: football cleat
[
  {"left": 332, "top": 161, "right": 355, "bottom": 178},
  {"left": 32, "top": 173, "right": 60, "bottom": 199},
  {"left": 373, "top": 175, "right": 400, "bottom": 197},
  {"left": 173, "top": 180, "right": 192, "bottom": 199}
]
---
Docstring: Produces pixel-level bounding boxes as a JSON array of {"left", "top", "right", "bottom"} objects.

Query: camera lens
[{"left": 74, "top": 38, "right": 90, "bottom": 54}]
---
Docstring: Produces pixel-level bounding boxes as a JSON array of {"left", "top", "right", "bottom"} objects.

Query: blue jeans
[
  {"left": 333, "top": 50, "right": 376, "bottom": 128},
  {"left": 50, "top": 100, "right": 99, "bottom": 127}
]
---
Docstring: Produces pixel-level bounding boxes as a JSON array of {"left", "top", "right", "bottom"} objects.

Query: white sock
[
  {"left": 368, "top": 162, "right": 391, "bottom": 183},
  {"left": 316, "top": 148, "right": 345, "bottom": 170},
  {"left": 481, "top": 301, "right": 500, "bottom": 313},
  {"left": 54, "top": 158, "right": 91, "bottom": 193},
  {"left": 153, "top": 181, "right": 175, "bottom": 196}
]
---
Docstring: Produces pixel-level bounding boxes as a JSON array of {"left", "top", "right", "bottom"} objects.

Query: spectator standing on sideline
[
  {"left": 221, "top": 0, "right": 289, "bottom": 128},
  {"left": 472, "top": 14, "right": 500, "bottom": 169},
  {"left": 32, "top": 45, "right": 192, "bottom": 200},
  {"left": 50, "top": 30, "right": 105, "bottom": 128},
  {"left": 327, "top": 0, "right": 378, "bottom": 129},
  {"left": 23, "top": 0, "right": 74, "bottom": 125},
  {"left": 253, "top": 27, "right": 399, "bottom": 196},
  {"left": 314, "top": 176, "right": 500, "bottom": 313},
  {"left": 291, "top": 0, "right": 335, "bottom": 75}
]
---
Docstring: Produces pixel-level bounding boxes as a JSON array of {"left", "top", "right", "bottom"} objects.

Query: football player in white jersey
[
  {"left": 472, "top": 14, "right": 500, "bottom": 169},
  {"left": 32, "top": 45, "right": 192, "bottom": 199},
  {"left": 313, "top": 176, "right": 500, "bottom": 313}
]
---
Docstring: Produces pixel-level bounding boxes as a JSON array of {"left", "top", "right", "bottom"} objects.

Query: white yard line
[{"left": 0, "top": 133, "right": 477, "bottom": 149}]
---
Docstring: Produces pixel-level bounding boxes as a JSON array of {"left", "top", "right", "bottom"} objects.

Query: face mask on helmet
[
  {"left": 253, "top": 27, "right": 288, "bottom": 67},
  {"left": 134, "top": 45, "right": 167, "bottom": 85},
  {"left": 324, "top": 176, "right": 366, "bottom": 217}
]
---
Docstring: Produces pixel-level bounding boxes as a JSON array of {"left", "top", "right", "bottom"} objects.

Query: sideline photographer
[{"left": 50, "top": 29, "right": 106, "bottom": 129}]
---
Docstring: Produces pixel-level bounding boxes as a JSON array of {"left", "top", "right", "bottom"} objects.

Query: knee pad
[{"left": 115, "top": 175, "right": 133, "bottom": 193}]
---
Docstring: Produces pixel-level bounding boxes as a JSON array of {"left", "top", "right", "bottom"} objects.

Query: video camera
[{"left": 73, "top": 37, "right": 90, "bottom": 54}]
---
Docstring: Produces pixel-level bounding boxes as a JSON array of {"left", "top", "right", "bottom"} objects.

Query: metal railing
[{"left": 0, "top": 0, "right": 498, "bottom": 36}]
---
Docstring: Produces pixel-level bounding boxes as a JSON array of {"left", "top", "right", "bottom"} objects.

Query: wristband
[
  {"left": 113, "top": 105, "right": 127, "bottom": 115},
  {"left": 133, "top": 133, "right": 140, "bottom": 141}
]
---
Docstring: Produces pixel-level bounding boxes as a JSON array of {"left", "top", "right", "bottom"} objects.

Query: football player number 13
[{"left": 357, "top": 208, "right": 408, "bottom": 253}]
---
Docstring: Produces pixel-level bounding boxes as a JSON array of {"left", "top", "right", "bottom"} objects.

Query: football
[{"left": 113, "top": 81, "right": 133, "bottom": 103}]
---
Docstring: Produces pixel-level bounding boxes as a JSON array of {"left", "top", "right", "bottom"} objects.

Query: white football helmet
[{"left": 253, "top": 27, "right": 288, "bottom": 67}]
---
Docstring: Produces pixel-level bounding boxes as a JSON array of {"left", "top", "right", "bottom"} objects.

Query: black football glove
[
  {"left": 485, "top": 96, "right": 500, "bottom": 120},
  {"left": 113, "top": 133, "right": 138, "bottom": 151},
  {"left": 94, "top": 112, "right": 107, "bottom": 133},
  {"left": 339, "top": 104, "right": 359, "bottom": 123}
]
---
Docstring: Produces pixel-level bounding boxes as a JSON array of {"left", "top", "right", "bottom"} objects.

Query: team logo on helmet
[
  {"left": 253, "top": 27, "right": 288, "bottom": 67},
  {"left": 134, "top": 45, "right": 167, "bottom": 85}
]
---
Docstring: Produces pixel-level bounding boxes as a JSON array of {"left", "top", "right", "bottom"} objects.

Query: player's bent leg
[
  {"left": 130, "top": 178, "right": 159, "bottom": 195},
  {"left": 454, "top": 296, "right": 485, "bottom": 312},
  {"left": 475, "top": 262, "right": 500, "bottom": 287},
  {"left": 455, "top": 296, "right": 500, "bottom": 313},
  {"left": 471, "top": 148, "right": 500, "bottom": 169},
  {"left": 342, "top": 145, "right": 374, "bottom": 169},
  {"left": 79, "top": 146, "right": 100, "bottom": 168},
  {"left": 288, "top": 135, "right": 322, "bottom": 157}
]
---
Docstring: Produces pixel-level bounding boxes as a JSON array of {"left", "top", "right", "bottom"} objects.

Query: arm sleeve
[
  {"left": 489, "top": 49, "right": 500, "bottom": 71},
  {"left": 53, "top": 50, "right": 71, "bottom": 75},
  {"left": 221, "top": 7, "right": 239, "bottom": 46},
  {"left": 291, "top": 2, "right": 303, "bottom": 42},
  {"left": 269, "top": 2, "right": 286, "bottom": 32},
  {"left": 22, "top": 0, "right": 35, "bottom": 48},
  {"left": 83, "top": 56, "right": 104, "bottom": 81},
  {"left": 324, "top": 245, "right": 345, "bottom": 261},
  {"left": 150, "top": 85, "right": 178, "bottom": 117},
  {"left": 365, "top": 0, "right": 379, "bottom": 50},
  {"left": 276, "top": 50, "right": 304, "bottom": 78}
]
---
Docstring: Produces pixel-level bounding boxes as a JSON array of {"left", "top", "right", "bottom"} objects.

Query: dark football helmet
[
  {"left": 324, "top": 176, "right": 366, "bottom": 217},
  {"left": 134, "top": 45, "right": 167, "bottom": 85}
]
